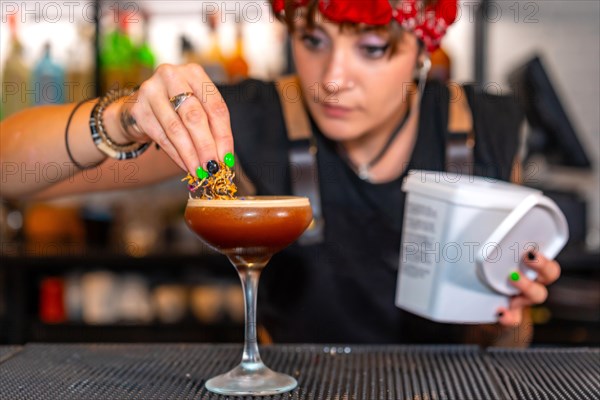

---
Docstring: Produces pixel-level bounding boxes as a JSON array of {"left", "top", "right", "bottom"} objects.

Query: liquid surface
[{"left": 185, "top": 197, "right": 312, "bottom": 259}]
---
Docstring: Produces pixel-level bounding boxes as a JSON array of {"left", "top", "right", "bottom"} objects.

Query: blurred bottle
[
  {"left": 1, "top": 14, "right": 30, "bottom": 119},
  {"left": 223, "top": 283, "right": 244, "bottom": 323},
  {"left": 191, "top": 284, "right": 224, "bottom": 323},
  {"left": 80, "top": 201, "right": 114, "bottom": 252},
  {"left": 115, "top": 200, "right": 162, "bottom": 257},
  {"left": 152, "top": 284, "right": 188, "bottom": 324},
  {"left": 428, "top": 46, "right": 451, "bottom": 83},
  {"left": 66, "top": 23, "right": 95, "bottom": 103},
  {"left": 39, "top": 277, "right": 67, "bottom": 324},
  {"left": 225, "top": 23, "right": 249, "bottom": 83},
  {"left": 64, "top": 272, "right": 83, "bottom": 322},
  {"left": 0, "top": 200, "right": 24, "bottom": 255},
  {"left": 181, "top": 36, "right": 201, "bottom": 65},
  {"left": 100, "top": 12, "right": 136, "bottom": 92},
  {"left": 118, "top": 274, "right": 153, "bottom": 324},
  {"left": 81, "top": 270, "right": 119, "bottom": 325},
  {"left": 199, "top": 14, "right": 227, "bottom": 83},
  {"left": 32, "top": 43, "right": 66, "bottom": 106},
  {"left": 24, "top": 203, "right": 85, "bottom": 256},
  {"left": 134, "top": 12, "right": 156, "bottom": 84}
]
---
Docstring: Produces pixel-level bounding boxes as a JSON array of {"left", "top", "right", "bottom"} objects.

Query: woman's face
[{"left": 292, "top": 17, "right": 420, "bottom": 143}]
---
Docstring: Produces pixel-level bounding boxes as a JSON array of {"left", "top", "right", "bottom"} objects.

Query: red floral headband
[{"left": 272, "top": 0, "right": 457, "bottom": 52}]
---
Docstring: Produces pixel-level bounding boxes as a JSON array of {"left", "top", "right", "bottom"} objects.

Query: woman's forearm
[
  {"left": 2, "top": 63, "right": 236, "bottom": 201},
  {"left": 1, "top": 101, "right": 102, "bottom": 199},
  {"left": 0, "top": 99, "right": 143, "bottom": 200}
]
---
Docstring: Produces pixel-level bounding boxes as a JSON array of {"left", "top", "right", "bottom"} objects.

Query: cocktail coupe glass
[{"left": 185, "top": 196, "right": 313, "bottom": 396}]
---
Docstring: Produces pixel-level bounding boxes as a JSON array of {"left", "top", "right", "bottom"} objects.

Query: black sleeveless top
[{"left": 218, "top": 79, "right": 523, "bottom": 343}]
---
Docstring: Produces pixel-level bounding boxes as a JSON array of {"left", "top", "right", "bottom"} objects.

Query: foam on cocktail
[{"left": 186, "top": 196, "right": 309, "bottom": 208}]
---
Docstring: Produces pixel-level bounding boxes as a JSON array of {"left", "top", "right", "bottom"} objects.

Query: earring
[
  {"left": 413, "top": 57, "right": 431, "bottom": 80},
  {"left": 415, "top": 57, "right": 431, "bottom": 98}
]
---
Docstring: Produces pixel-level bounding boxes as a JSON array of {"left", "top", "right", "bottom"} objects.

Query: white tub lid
[{"left": 402, "top": 169, "right": 540, "bottom": 209}]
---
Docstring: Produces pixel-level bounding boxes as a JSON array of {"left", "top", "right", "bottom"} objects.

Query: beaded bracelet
[{"left": 90, "top": 88, "right": 151, "bottom": 160}]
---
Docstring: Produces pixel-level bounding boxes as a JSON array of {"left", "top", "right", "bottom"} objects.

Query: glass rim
[{"left": 186, "top": 195, "right": 310, "bottom": 208}]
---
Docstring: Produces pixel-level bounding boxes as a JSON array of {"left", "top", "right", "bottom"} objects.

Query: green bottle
[
  {"left": 100, "top": 15, "right": 135, "bottom": 92},
  {"left": 135, "top": 13, "right": 156, "bottom": 83}
]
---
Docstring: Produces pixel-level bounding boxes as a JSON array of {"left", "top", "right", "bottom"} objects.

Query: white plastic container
[{"left": 395, "top": 170, "right": 568, "bottom": 323}]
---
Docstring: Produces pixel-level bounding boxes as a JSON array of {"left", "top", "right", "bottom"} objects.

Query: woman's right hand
[{"left": 110, "top": 63, "right": 234, "bottom": 175}]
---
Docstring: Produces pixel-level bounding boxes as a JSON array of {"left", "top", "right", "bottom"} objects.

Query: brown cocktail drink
[
  {"left": 185, "top": 196, "right": 312, "bottom": 266},
  {"left": 184, "top": 196, "right": 312, "bottom": 396}
]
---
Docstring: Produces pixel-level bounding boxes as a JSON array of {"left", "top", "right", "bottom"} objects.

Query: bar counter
[{"left": 1, "top": 344, "right": 598, "bottom": 399}]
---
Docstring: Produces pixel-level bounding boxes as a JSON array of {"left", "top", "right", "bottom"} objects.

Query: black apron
[{"left": 220, "top": 79, "right": 523, "bottom": 343}]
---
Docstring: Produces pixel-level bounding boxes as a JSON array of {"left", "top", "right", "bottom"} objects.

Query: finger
[
  {"left": 185, "top": 64, "right": 234, "bottom": 162},
  {"left": 509, "top": 271, "right": 548, "bottom": 305},
  {"left": 160, "top": 66, "right": 219, "bottom": 168},
  {"left": 141, "top": 72, "right": 201, "bottom": 174},
  {"left": 523, "top": 250, "right": 561, "bottom": 285},
  {"left": 130, "top": 98, "right": 187, "bottom": 171},
  {"left": 172, "top": 94, "right": 219, "bottom": 169},
  {"left": 508, "top": 295, "right": 534, "bottom": 310},
  {"left": 497, "top": 301, "right": 523, "bottom": 327}
]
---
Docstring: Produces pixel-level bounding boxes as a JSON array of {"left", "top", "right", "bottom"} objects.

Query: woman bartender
[{"left": 0, "top": 0, "right": 561, "bottom": 344}]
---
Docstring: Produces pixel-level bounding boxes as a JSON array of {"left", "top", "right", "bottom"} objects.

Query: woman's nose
[{"left": 321, "top": 49, "right": 355, "bottom": 94}]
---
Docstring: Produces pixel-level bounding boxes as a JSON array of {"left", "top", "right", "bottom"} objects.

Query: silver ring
[{"left": 169, "top": 92, "right": 194, "bottom": 112}]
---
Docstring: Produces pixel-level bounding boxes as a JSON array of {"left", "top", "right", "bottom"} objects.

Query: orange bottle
[
  {"left": 225, "top": 23, "right": 249, "bottom": 83},
  {"left": 199, "top": 14, "right": 228, "bottom": 83},
  {"left": 428, "top": 46, "right": 451, "bottom": 83}
]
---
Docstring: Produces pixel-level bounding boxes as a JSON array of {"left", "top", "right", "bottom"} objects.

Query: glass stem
[{"left": 237, "top": 265, "right": 265, "bottom": 370}]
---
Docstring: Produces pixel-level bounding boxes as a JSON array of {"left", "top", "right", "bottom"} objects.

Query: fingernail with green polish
[
  {"left": 224, "top": 152, "right": 235, "bottom": 168},
  {"left": 509, "top": 271, "right": 520, "bottom": 282},
  {"left": 196, "top": 166, "right": 209, "bottom": 180}
]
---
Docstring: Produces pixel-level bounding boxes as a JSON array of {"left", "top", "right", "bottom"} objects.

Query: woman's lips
[{"left": 321, "top": 103, "right": 353, "bottom": 118}]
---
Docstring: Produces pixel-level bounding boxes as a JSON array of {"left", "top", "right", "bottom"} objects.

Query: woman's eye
[
  {"left": 300, "top": 33, "right": 324, "bottom": 50},
  {"left": 360, "top": 44, "right": 390, "bottom": 59}
]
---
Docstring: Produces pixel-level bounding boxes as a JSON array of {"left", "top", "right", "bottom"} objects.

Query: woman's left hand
[{"left": 497, "top": 250, "right": 561, "bottom": 327}]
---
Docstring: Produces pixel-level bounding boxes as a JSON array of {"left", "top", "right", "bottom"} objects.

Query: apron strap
[
  {"left": 446, "top": 83, "right": 475, "bottom": 175},
  {"left": 275, "top": 75, "right": 325, "bottom": 245}
]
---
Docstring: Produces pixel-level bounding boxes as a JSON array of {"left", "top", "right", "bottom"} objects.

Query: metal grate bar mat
[
  {"left": 0, "top": 344, "right": 597, "bottom": 399},
  {"left": 487, "top": 348, "right": 600, "bottom": 400},
  {"left": 0, "top": 346, "right": 23, "bottom": 363}
]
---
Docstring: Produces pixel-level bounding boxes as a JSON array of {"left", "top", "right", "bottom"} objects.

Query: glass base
[{"left": 205, "top": 363, "right": 297, "bottom": 396}]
